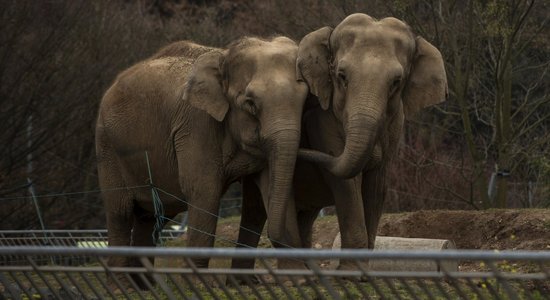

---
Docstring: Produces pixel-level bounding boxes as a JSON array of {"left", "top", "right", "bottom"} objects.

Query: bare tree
[
  {"left": 0, "top": 0, "right": 166, "bottom": 229},
  {"left": 1, "top": 0, "right": 547, "bottom": 229},
  {"left": 385, "top": 0, "right": 549, "bottom": 209}
]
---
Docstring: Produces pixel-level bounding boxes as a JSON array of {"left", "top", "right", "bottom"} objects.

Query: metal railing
[
  {"left": 0, "top": 229, "right": 185, "bottom": 246},
  {"left": 0, "top": 230, "right": 184, "bottom": 266},
  {"left": 1, "top": 246, "right": 549, "bottom": 299}
]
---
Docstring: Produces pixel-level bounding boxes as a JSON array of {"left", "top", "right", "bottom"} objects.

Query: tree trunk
[{"left": 494, "top": 39, "right": 513, "bottom": 208}]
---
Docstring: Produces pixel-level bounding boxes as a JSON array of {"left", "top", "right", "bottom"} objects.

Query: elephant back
[{"left": 150, "top": 40, "right": 218, "bottom": 60}]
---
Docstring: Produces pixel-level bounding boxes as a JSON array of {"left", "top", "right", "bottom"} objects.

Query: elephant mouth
[{"left": 241, "top": 142, "right": 264, "bottom": 157}]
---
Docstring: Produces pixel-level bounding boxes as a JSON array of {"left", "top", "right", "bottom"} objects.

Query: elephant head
[
  {"left": 183, "top": 37, "right": 308, "bottom": 243},
  {"left": 296, "top": 13, "right": 448, "bottom": 178}
]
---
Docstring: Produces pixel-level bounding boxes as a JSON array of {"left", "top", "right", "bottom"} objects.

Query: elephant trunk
[
  {"left": 299, "top": 93, "right": 384, "bottom": 179},
  {"left": 331, "top": 110, "right": 380, "bottom": 178},
  {"left": 265, "top": 126, "right": 301, "bottom": 247}
]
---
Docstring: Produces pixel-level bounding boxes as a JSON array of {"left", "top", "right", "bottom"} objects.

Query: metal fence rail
[
  {"left": 0, "top": 229, "right": 185, "bottom": 246},
  {"left": 0, "top": 230, "right": 184, "bottom": 266},
  {"left": 1, "top": 247, "right": 549, "bottom": 299}
]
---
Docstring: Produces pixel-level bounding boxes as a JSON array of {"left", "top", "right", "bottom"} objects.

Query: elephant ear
[
  {"left": 402, "top": 37, "right": 448, "bottom": 120},
  {"left": 296, "top": 26, "right": 333, "bottom": 111},
  {"left": 183, "top": 50, "right": 229, "bottom": 122}
]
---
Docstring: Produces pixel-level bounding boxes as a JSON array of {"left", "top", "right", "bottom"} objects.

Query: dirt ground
[
  {"left": 314, "top": 209, "right": 550, "bottom": 251},
  {"left": 218, "top": 209, "right": 550, "bottom": 251},
  {"left": 214, "top": 209, "right": 550, "bottom": 274}
]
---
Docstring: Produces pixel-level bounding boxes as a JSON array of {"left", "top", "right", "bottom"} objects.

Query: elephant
[
  {"left": 95, "top": 37, "right": 311, "bottom": 288},
  {"left": 234, "top": 13, "right": 447, "bottom": 272}
]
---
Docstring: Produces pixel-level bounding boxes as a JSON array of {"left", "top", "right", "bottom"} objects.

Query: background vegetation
[{"left": 0, "top": 0, "right": 548, "bottom": 230}]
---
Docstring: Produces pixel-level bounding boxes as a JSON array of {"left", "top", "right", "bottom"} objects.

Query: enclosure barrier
[
  {"left": 0, "top": 246, "right": 549, "bottom": 299},
  {"left": 0, "top": 229, "right": 184, "bottom": 247},
  {"left": 0, "top": 230, "right": 184, "bottom": 266}
]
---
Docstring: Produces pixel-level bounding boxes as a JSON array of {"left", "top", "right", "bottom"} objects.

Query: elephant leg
[
  {"left": 106, "top": 209, "right": 133, "bottom": 262},
  {"left": 362, "top": 167, "right": 387, "bottom": 250},
  {"left": 228, "top": 176, "right": 266, "bottom": 286},
  {"left": 185, "top": 184, "right": 223, "bottom": 269},
  {"left": 97, "top": 147, "right": 138, "bottom": 290},
  {"left": 324, "top": 173, "right": 369, "bottom": 270},
  {"left": 297, "top": 209, "right": 321, "bottom": 249},
  {"left": 129, "top": 209, "right": 164, "bottom": 290},
  {"left": 105, "top": 210, "right": 135, "bottom": 292},
  {"left": 131, "top": 208, "right": 160, "bottom": 248},
  {"left": 98, "top": 157, "right": 134, "bottom": 257},
  {"left": 304, "top": 108, "right": 368, "bottom": 251},
  {"left": 104, "top": 203, "right": 135, "bottom": 291},
  {"left": 231, "top": 175, "right": 266, "bottom": 270}
]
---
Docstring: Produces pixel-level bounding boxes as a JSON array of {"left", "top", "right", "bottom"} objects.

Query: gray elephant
[
  {"left": 95, "top": 37, "right": 310, "bottom": 288},
  {"left": 234, "top": 13, "right": 447, "bottom": 272}
]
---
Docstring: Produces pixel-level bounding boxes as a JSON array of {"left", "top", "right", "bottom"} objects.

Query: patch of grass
[
  {"left": 5, "top": 268, "right": 546, "bottom": 299},
  {"left": 218, "top": 215, "right": 242, "bottom": 225}
]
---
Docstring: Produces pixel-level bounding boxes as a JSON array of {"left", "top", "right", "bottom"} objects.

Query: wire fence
[{"left": 0, "top": 246, "right": 549, "bottom": 299}]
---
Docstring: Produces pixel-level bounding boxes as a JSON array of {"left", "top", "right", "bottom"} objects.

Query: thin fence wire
[
  {"left": 0, "top": 178, "right": 294, "bottom": 252},
  {"left": 0, "top": 246, "right": 548, "bottom": 299}
]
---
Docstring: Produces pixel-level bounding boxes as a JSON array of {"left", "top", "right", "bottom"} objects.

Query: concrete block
[{"left": 331, "top": 233, "right": 458, "bottom": 272}]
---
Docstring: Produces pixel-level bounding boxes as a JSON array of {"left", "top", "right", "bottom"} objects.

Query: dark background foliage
[{"left": 0, "top": 0, "right": 548, "bottom": 230}]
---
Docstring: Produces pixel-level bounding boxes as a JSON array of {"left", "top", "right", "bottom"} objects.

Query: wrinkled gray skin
[
  {"left": 234, "top": 13, "right": 447, "bottom": 272},
  {"left": 95, "top": 37, "right": 309, "bottom": 288}
]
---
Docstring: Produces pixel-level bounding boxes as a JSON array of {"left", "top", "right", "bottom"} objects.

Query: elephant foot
[
  {"left": 107, "top": 272, "right": 157, "bottom": 294},
  {"left": 130, "top": 273, "right": 156, "bottom": 290},
  {"left": 226, "top": 274, "right": 261, "bottom": 286},
  {"left": 108, "top": 274, "right": 137, "bottom": 295},
  {"left": 277, "top": 258, "right": 308, "bottom": 270},
  {"left": 283, "top": 276, "right": 308, "bottom": 287},
  {"left": 337, "top": 259, "right": 370, "bottom": 282},
  {"left": 258, "top": 274, "right": 309, "bottom": 287},
  {"left": 113, "top": 286, "right": 136, "bottom": 296},
  {"left": 274, "top": 259, "right": 310, "bottom": 287},
  {"left": 180, "top": 273, "right": 220, "bottom": 289},
  {"left": 227, "top": 258, "right": 258, "bottom": 286}
]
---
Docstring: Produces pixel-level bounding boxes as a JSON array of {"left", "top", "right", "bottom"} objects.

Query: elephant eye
[
  {"left": 338, "top": 71, "right": 348, "bottom": 88},
  {"left": 389, "top": 77, "right": 402, "bottom": 96},
  {"left": 242, "top": 99, "right": 258, "bottom": 116}
]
